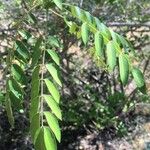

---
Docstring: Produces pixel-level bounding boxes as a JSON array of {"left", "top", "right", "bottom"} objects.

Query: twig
[{"left": 107, "top": 22, "right": 150, "bottom": 28}]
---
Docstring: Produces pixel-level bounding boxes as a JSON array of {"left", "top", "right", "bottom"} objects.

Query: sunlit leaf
[
  {"left": 52, "top": 0, "right": 62, "bottom": 10},
  {"left": 35, "top": 127, "right": 46, "bottom": 150},
  {"left": 44, "top": 112, "right": 61, "bottom": 142},
  {"left": 46, "top": 64, "right": 62, "bottom": 87},
  {"left": 119, "top": 54, "right": 129, "bottom": 85},
  {"left": 47, "top": 50, "right": 60, "bottom": 66},
  {"left": 44, "top": 79, "right": 60, "bottom": 103},
  {"left": 84, "top": 11, "right": 92, "bottom": 23},
  {"left": 44, "top": 127, "right": 57, "bottom": 150},
  {"left": 132, "top": 67, "right": 145, "bottom": 88},
  {"left": 94, "top": 31, "right": 104, "bottom": 57},
  {"left": 81, "top": 22, "right": 89, "bottom": 45},
  {"left": 106, "top": 41, "right": 117, "bottom": 71},
  {"left": 43, "top": 95, "right": 62, "bottom": 120},
  {"left": 94, "top": 18, "right": 111, "bottom": 40}
]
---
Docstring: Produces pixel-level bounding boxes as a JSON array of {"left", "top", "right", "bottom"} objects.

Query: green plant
[{"left": 1, "top": 0, "right": 147, "bottom": 149}]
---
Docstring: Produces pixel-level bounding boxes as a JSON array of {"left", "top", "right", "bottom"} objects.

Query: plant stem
[
  {"left": 40, "top": 9, "right": 49, "bottom": 126},
  {"left": 49, "top": 8, "right": 64, "bottom": 19},
  {"left": 40, "top": 50, "right": 45, "bottom": 126}
]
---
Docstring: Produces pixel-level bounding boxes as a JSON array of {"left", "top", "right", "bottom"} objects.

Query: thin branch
[
  {"left": 79, "top": 0, "right": 83, "bottom": 7},
  {"left": 49, "top": 8, "right": 64, "bottom": 19},
  {"left": 107, "top": 22, "right": 150, "bottom": 28}
]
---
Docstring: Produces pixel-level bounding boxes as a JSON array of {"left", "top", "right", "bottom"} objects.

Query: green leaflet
[
  {"left": 31, "top": 37, "right": 42, "bottom": 67},
  {"left": 94, "top": 18, "right": 111, "bottom": 40},
  {"left": 44, "top": 112, "right": 61, "bottom": 142},
  {"left": 117, "top": 35, "right": 134, "bottom": 53},
  {"left": 72, "top": 6, "right": 83, "bottom": 20},
  {"left": 30, "top": 113, "right": 40, "bottom": 142},
  {"left": 81, "top": 22, "right": 89, "bottom": 45},
  {"left": 18, "top": 30, "right": 32, "bottom": 40},
  {"left": 94, "top": 31, "right": 104, "bottom": 57},
  {"left": 30, "top": 65, "right": 40, "bottom": 121},
  {"left": 132, "top": 67, "right": 145, "bottom": 88},
  {"left": 110, "top": 30, "right": 121, "bottom": 45},
  {"left": 34, "top": 127, "right": 57, "bottom": 150},
  {"left": 71, "top": 6, "right": 91, "bottom": 22},
  {"left": 47, "top": 49, "right": 60, "bottom": 66},
  {"left": 44, "top": 79, "right": 60, "bottom": 103},
  {"left": 0, "top": 91, "right": 4, "bottom": 104},
  {"left": 35, "top": 127, "right": 46, "bottom": 150},
  {"left": 47, "top": 36, "right": 60, "bottom": 48},
  {"left": 30, "top": 96, "right": 40, "bottom": 121},
  {"left": 15, "top": 40, "right": 30, "bottom": 62},
  {"left": 8, "top": 78, "right": 23, "bottom": 101},
  {"left": 44, "top": 127, "right": 57, "bottom": 150},
  {"left": 5, "top": 80, "right": 14, "bottom": 127},
  {"left": 46, "top": 64, "right": 62, "bottom": 87},
  {"left": 69, "top": 22, "right": 77, "bottom": 34},
  {"left": 84, "top": 11, "right": 92, "bottom": 24},
  {"left": 9, "top": 91, "right": 22, "bottom": 109},
  {"left": 5, "top": 95, "right": 14, "bottom": 128},
  {"left": 31, "top": 65, "right": 40, "bottom": 99},
  {"left": 106, "top": 41, "right": 117, "bottom": 71},
  {"left": 43, "top": 95, "right": 62, "bottom": 120},
  {"left": 28, "top": 13, "right": 37, "bottom": 24},
  {"left": 11, "top": 64, "right": 27, "bottom": 85},
  {"left": 8, "top": 77, "right": 23, "bottom": 109},
  {"left": 119, "top": 54, "right": 129, "bottom": 85},
  {"left": 100, "top": 23, "right": 111, "bottom": 40},
  {"left": 52, "top": 0, "right": 62, "bottom": 10}
]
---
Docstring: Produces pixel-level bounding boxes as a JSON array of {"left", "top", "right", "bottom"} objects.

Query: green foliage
[
  {"left": 29, "top": 41, "right": 62, "bottom": 149},
  {"left": 2, "top": 0, "right": 147, "bottom": 149}
]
